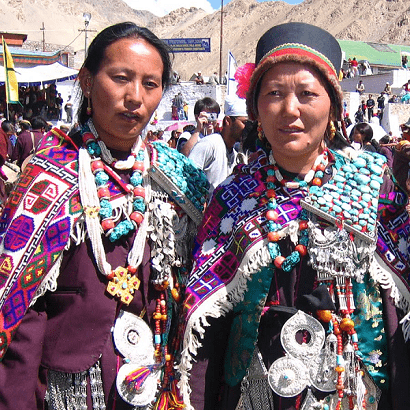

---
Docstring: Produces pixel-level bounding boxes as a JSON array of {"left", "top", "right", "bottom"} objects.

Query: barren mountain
[{"left": 1, "top": 0, "right": 410, "bottom": 79}]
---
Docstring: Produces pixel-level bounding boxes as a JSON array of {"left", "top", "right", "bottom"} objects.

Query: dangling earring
[
  {"left": 86, "top": 92, "right": 92, "bottom": 116},
  {"left": 257, "top": 122, "right": 264, "bottom": 141},
  {"left": 328, "top": 120, "right": 336, "bottom": 139}
]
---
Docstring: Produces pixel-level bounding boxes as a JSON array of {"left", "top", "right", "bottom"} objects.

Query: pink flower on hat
[{"left": 234, "top": 63, "right": 255, "bottom": 99}]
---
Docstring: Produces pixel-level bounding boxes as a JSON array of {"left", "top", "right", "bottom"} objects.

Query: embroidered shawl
[
  {"left": 178, "top": 148, "right": 410, "bottom": 408},
  {"left": 0, "top": 128, "right": 208, "bottom": 361}
]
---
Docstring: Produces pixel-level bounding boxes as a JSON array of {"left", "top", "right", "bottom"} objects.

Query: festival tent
[{"left": 0, "top": 62, "right": 78, "bottom": 86}]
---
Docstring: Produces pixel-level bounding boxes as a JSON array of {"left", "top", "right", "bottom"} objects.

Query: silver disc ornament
[
  {"left": 267, "top": 356, "right": 310, "bottom": 397},
  {"left": 116, "top": 362, "right": 159, "bottom": 406},
  {"left": 280, "top": 310, "right": 325, "bottom": 362},
  {"left": 113, "top": 310, "right": 155, "bottom": 363}
]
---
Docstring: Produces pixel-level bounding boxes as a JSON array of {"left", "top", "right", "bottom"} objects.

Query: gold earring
[
  {"left": 328, "top": 120, "right": 336, "bottom": 139},
  {"left": 86, "top": 92, "right": 92, "bottom": 116},
  {"left": 257, "top": 122, "right": 264, "bottom": 141}
]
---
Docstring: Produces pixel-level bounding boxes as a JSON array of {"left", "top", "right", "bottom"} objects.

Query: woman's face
[
  {"left": 80, "top": 37, "right": 164, "bottom": 151},
  {"left": 257, "top": 62, "right": 332, "bottom": 173}
]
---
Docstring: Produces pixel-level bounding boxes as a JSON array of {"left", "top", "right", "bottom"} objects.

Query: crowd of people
[{"left": 0, "top": 21, "right": 408, "bottom": 410}]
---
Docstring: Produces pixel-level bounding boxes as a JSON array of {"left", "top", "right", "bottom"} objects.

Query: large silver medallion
[
  {"left": 267, "top": 356, "right": 309, "bottom": 397},
  {"left": 280, "top": 310, "right": 325, "bottom": 361},
  {"left": 113, "top": 310, "right": 155, "bottom": 363}
]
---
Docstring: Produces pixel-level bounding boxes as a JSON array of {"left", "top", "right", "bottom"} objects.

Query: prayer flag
[
  {"left": 227, "top": 51, "right": 237, "bottom": 96},
  {"left": 2, "top": 37, "right": 19, "bottom": 105}
]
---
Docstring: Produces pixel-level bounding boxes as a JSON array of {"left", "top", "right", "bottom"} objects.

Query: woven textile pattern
[{"left": 0, "top": 128, "right": 82, "bottom": 360}]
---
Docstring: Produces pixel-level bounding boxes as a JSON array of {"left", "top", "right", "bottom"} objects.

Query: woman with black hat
[{"left": 177, "top": 22, "right": 410, "bottom": 410}]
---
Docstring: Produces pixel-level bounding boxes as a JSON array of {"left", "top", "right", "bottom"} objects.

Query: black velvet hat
[{"left": 246, "top": 22, "right": 343, "bottom": 122}]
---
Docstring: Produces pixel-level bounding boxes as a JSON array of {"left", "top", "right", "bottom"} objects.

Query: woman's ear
[{"left": 78, "top": 68, "right": 93, "bottom": 95}]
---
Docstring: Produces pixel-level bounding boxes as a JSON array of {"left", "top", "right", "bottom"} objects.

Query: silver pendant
[
  {"left": 116, "top": 362, "right": 159, "bottom": 407},
  {"left": 310, "top": 333, "right": 337, "bottom": 392},
  {"left": 281, "top": 310, "right": 325, "bottom": 362},
  {"left": 113, "top": 310, "right": 155, "bottom": 363},
  {"left": 267, "top": 356, "right": 309, "bottom": 397}
]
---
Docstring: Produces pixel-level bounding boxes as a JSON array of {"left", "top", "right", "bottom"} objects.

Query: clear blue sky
[{"left": 209, "top": 0, "right": 303, "bottom": 9}]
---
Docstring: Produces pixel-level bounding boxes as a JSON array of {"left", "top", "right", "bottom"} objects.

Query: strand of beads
[
  {"left": 266, "top": 173, "right": 310, "bottom": 271},
  {"left": 269, "top": 149, "right": 329, "bottom": 190},
  {"left": 84, "top": 130, "right": 147, "bottom": 243}
]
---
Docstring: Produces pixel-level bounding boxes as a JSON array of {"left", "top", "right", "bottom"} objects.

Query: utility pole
[
  {"left": 78, "top": 13, "right": 96, "bottom": 58},
  {"left": 40, "top": 22, "right": 45, "bottom": 52},
  {"left": 219, "top": 0, "right": 224, "bottom": 84}
]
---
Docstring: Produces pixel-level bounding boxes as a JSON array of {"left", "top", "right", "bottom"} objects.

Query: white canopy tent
[{"left": 0, "top": 62, "right": 78, "bottom": 86}]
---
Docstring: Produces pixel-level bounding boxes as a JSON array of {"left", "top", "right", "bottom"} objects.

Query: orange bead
[
  {"left": 295, "top": 244, "right": 307, "bottom": 256},
  {"left": 316, "top": 163, "right": 326, "bottom": 172},
  {"left": 312, "top": 177, "right": 322, "bottom": 186},
  {"left": 268, "top": 231, "right": 280, "bottom": 242},
  {"left": 130, "top": 211, "right": 144, "bottom": 224},
  {"left": 133, "top": 161, "right": 144, "bottom": 172},
  {"left": 317, "top": 310, "right": 332, "bottom": 323},
  {"left": 171, "top": 288, "right": 180, "bottom": 302},
  {"left": 299, "top": 220, "right": 308, "bottom": 230},
  {"left": 266, "top": 210, "right": 279, "bottom": 221},
  {"left": 91, "top": 160, "right": 104, "bottom": 172},
  {"left": 335, "top": 366, "right": 345, "bottom": 373},
  {"left": 267, "top": 176, "right": 275, "bottom": 183},
  {"left": 340, "top": 317, "right": 355, "bottom": 332},
  {"left": 274, "top": 256, "right": 285, "bottom": 269},
  {"left": 101, "top": 219, "right": 115, "bottom": 231},
  {"left": 267, "top": 189, "right": 276, "bottom": 198}
]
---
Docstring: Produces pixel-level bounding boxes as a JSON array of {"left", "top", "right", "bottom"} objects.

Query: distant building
[
  {"left": 0, "top": 32, "right": 75, "bottom": 68},
  {"left": 339, "top": 39, "right": 410, "bottom": 74}
]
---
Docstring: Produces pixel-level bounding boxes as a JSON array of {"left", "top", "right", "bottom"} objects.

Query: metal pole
[
  {"left": 41, "top": 22, "right": 45, "bottom": 52},
  {"left": 219, "top": 0, "right": 223, "bottom": 84},
  {"left": 84, "top": 22, "right": 88, "bottom": 56}
]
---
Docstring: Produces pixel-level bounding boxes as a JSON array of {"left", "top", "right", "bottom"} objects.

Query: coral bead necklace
[
  {"left": 79, "top": 119, "right": 150, "bottom": 305},
  {"left": 266, "top": 149, "right": 329, "bottom": 271}
]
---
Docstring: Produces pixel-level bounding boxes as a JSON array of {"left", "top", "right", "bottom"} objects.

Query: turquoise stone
[
  {"left": 371, "top": 175, "right": 383, "bottom": 184},
  {"left": 369, "top": 163, "right": 382, "bottom": 175},
  {"left": 330, "top": 191, "right": 340, "bottom": 199},
  {"left": 308, "top": 186, "right": 320, "bottom": 194},
  {"left": 333, "top": 199, "right": 342, "bottom": 207},
  {"left": 334, "top": 174, "right": 345, "bottom": 183},
  {"left": 351, "top": 188, "right": 361, "bottom": 197},
  {"left": 348, "top": 180, "right": 358, "bottom": 187},
  {"left": 352, "top": 201, "right": 362, "bottom": 209},
  {"left": 317, "top": 197, "right": 327, "bottom": 205},
  {"left": 363, "top": 208, "right": 371, "bottom": 214},
  {"left": 359, "top": 213, "right": 369, "bottom": 220},
  {"left": 371, "top": 198, "right": 378, "bottom": 207},
  {"left": 333, "top": 205, "right": 342, "bottom": 213},
  {"left": 349, "top": 208, "right": 359, "bottom": 216},
  {"left": 345, "top": 172, "right": 353, "bottom": 179},
  {"left": 336, "top": 182, "right": 344, "bottom": 190},
  {"left": 359, "top": 167, "right": 370, "bottom": 176},
  {"left": 370, "top": 180, "right": 381, "bottom": 190},
  {"left": 344, "top": 184, "right": 352, "bottom": 191},
  {"left": 362, "top": 193, "right": 372, "bottom": 202},
  {"left": 343, "top": 211, "right": 352, "bottom": 219},
  {"left": 342, "top": 164, "right": 353, "bottom": 173},
  {"left": 354, "top": 174, "right": 370, "bottom": 185},
  {"left": 324, "top": 194, "right": 333, "bottom": 202},
  {"left": 359, "top": 185, "right": 370, "bottom": 193},
  {"left": 341, "top": 203, "right": 351, "bottom": 211},
  {"left": 359, "top": 220, "right": 367, "bottom": 226},
  {"left": 353, "top": 224, "right": 362, "bottom": 230},
  {"left": 340, "top": 195, "right": 350, "bottom": 203},
  {"left": 368, "top": 224, "right": 375, "bottom": 232},
  {"left": 353, "top": 157, "right": 367, "bottom": 168}
]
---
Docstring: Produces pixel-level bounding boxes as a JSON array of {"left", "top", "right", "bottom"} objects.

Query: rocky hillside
[{"left": 1, "top": 0, "right": 410, "bottom": 79}]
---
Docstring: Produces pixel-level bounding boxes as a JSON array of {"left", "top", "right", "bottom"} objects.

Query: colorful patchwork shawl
[
  {"left": 0, "top": 128, "right": 208, "bottom": 362},
  {"left": 178, "top": 148, "right": 410, "bottom": 408}
]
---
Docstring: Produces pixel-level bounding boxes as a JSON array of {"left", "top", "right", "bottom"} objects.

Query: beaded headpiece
[{"left": 235, "top": 23, "right": 344, "bottom": 122}]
